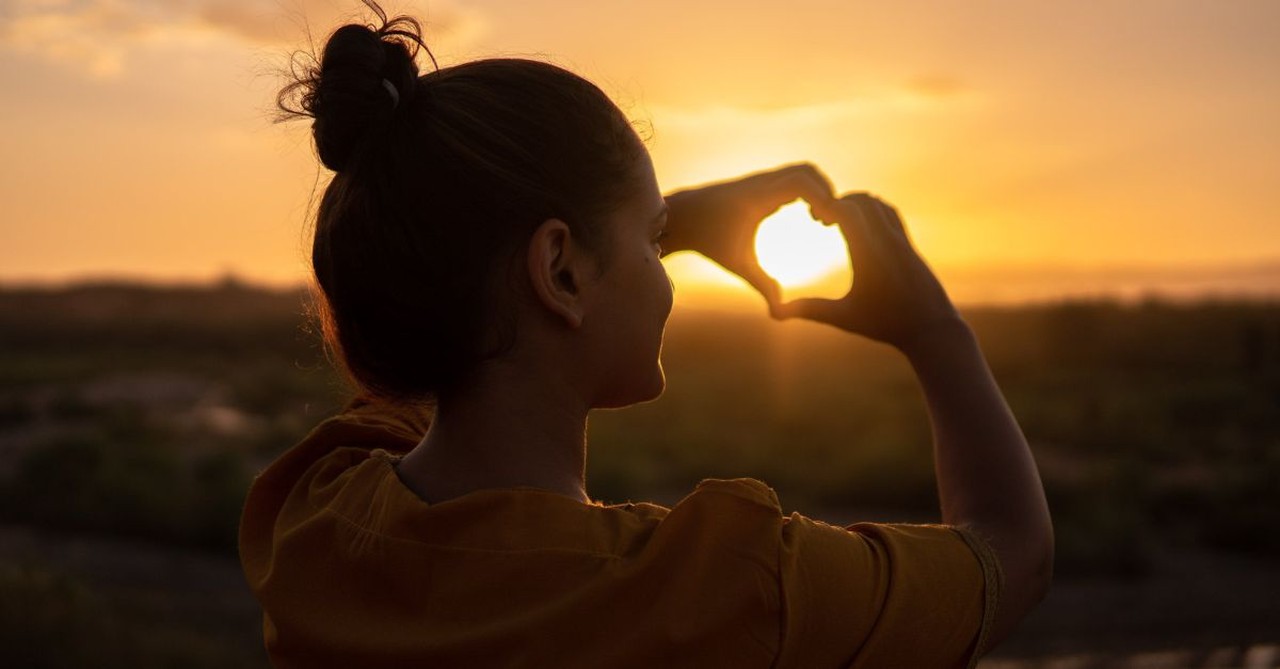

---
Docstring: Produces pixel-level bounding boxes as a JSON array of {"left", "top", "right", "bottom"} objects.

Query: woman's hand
[
  {"left": 662, "top": 163, "right": 839, "bottom": 312},
  {"left": 774, "top": 193, "right": 963, "bottom": 353}
]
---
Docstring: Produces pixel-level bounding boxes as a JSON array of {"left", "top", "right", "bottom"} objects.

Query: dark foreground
[
  {"left": 2, "top": 523, "right": 1277, "bottom": 668},
  {"left": 1, "top": 283, "right": 1277, "bottom": 666}
]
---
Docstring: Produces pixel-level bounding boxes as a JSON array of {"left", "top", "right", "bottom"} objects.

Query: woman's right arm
[{"left": 777, "top": 193, "right": 1054, "bottom": 650}]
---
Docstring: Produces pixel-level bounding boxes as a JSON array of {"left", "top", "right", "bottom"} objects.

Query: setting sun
[{"left": 753, "top": 202, "right": 851, "bottom": 296}]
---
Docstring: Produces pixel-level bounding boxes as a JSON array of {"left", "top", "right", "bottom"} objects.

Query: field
[{"left": 0, "top": 282, "right": 1277, "bottom": 667}]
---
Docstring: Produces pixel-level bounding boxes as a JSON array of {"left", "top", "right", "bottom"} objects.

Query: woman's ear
[{"left": 527, "top": 218, "right": 589, "bottom": 328}]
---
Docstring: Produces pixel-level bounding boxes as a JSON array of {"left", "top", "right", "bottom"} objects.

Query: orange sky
[{"left": 1, "top": 0, "right": 1278, "bottom": 305}]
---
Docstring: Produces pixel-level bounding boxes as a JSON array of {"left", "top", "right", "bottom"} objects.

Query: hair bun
[{"left": 283, "top": 9, "right": 427, "bottom": 172}]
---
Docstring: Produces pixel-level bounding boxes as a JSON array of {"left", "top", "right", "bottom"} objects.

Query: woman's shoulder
[
  {"left": 684, "top": 477, "right": 783, "bottom": 510},
  {"left": 315, "top": 395, "right": 434, "bottom": 450}
]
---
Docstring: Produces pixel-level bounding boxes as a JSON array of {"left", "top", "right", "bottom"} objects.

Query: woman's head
[{"left": 281, "top": 1, "right": 668, "bottom": 405}]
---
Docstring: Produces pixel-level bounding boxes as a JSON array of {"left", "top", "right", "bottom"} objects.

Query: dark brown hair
[{"left": 279, "top": 1, "right": 646, "bottom": 402}]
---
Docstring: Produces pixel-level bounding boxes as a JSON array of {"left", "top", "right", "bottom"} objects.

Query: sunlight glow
[{"left": 754, "top": 202, "right": 850, "bottom": 287}]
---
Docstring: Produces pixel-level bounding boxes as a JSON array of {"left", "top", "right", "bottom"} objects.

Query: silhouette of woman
[{"left": 239, "top": 3, "right": 1053, "bottom": 666}]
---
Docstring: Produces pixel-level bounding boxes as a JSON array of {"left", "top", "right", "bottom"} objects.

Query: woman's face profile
[{"left": 583, "top": 147, "right": 674, "bottom": 409}]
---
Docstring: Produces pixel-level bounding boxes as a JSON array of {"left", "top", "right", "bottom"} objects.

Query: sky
[{"left": 1, "top": 0, "right": 1278, "bottom": 305}]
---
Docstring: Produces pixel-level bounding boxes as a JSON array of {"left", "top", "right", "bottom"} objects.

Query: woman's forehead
[{"left": 631, "top": 150, "right": 664, "bottom": 215}]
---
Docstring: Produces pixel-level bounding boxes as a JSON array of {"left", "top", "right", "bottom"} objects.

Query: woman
[{"left": 239, "top": 3, "right": 1053, "bottom": 667}]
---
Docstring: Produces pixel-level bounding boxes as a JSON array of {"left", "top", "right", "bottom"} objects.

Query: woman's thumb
[
  {"left": 738, "top": 266, "right": 783, "bottom": 312},
  {"left": 772, "top": 297, "right": 843, "bottom": 324}
]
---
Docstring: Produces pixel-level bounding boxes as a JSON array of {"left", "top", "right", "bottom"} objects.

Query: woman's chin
[
  {"left": 595, "top": 367, "right": 666, "bottom": 409},
  {"left": 637, "top": 369, "right": 667, "bottom": 404}
]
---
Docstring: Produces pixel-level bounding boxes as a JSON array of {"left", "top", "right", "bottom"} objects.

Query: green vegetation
[
  {"left": 0, "top": 283, "right": 1277, "bottom": 581},
  {"left": 0, "top": 560, "right": 268, "bottom": 668},
  {"left": 1, "top": 418, "right": 249, "bottom": 552}
]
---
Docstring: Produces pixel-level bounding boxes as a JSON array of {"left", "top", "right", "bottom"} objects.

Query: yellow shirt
[{"left": 239, "top": 399, "right": 1003, "bottom": 668}]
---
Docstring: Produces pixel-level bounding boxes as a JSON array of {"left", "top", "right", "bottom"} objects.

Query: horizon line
[{"left": 4, "top": 267, "right": 1280, "bottom": 310}]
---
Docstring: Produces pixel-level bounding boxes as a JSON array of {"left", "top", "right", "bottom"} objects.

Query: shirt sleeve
[{"left": 775, "top": 515, "right": 1003, "bottom": 669}]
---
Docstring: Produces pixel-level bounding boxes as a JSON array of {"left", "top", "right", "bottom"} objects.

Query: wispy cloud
[
  {"left": 902, "top": 73, "right": 967, "bottom": 100},
  {"left": 0, "top": 0, "right": 487, "bottom": 77},
  {"left": 648, "top": 74, "right": 978, "bottom": 125}
]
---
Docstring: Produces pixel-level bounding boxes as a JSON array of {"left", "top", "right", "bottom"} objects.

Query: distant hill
[{"left": 936, "top": 259, "right": 1280, "bottom": 305}]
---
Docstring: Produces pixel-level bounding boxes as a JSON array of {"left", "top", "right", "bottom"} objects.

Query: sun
[{"left": 753, "top": 201, "right": 850, "bottom": 292}]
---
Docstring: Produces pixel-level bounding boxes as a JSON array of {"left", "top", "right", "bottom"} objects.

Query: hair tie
[{"left": 381, "top": 78, "right": 400, "bottom": 110}]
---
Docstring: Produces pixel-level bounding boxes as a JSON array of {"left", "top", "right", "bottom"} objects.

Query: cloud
[
  {"left": 648, "top": 81, "right": 980, "bottom": 133},
  {"left": 0, "top": 0, "right": 487, "bottom": 77},
  {"left": 198, "top": 1, "right": 286, "bottom": 45},
  {"left": 903, "top": 73, "right": 966, "bottom": 99}
]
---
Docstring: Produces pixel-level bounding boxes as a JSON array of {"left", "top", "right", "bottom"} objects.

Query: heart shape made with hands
[{"left": 753, "top": 201, "right": 852, "bottom": 303}]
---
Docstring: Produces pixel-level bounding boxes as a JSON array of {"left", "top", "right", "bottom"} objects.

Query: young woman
[{"left": 239, "top": 3, "right": 1053, "bottom": 667}]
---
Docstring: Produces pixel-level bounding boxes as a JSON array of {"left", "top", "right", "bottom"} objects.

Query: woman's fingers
[
  {"left": 868, "top": 196, "right": 910, "bottom": 242},
  {"left": 773, "top": 296, "right": 845, "bottom": 323},
  {"left": 738, "top": 264, "right": 784, "bottom": 313},
  {"left": 743, "top": 162, "right": 839, "bottom": 220},
  {"left": 826, "top": 193, "right": 891, "bottom": 275},
  {"left": 662, "top": 163, "right": 847, "bottom": 315}
]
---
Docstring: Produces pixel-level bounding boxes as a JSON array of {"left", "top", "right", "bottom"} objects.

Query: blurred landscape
[{"left": 1, "top": 281, "right": 1277, "bottom": 667}]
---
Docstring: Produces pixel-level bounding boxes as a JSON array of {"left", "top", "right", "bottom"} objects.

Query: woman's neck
[{"left": 394, "top": 360, "right": 592, "bottom": 505}]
